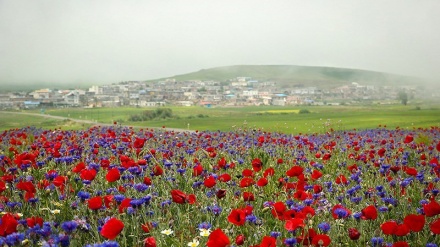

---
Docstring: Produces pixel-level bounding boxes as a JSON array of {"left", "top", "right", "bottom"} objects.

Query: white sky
[{"left": 1, "top": 0, "right": 439, "bottom": 85}]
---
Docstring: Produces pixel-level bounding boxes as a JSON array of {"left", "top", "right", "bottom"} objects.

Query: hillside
[{"left": 152, "top": 65, "right": 425, "bottom": 89}]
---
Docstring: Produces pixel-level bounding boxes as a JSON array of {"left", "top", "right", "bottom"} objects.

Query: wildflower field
[{"left": 0, "top": 125, "right": 439, "bottom": 247}]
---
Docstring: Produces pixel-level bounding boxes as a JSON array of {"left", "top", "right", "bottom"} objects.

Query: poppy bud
[
  {"left": 348, "top": 228, "right": 360, "bottom": 240},
  {"left": 235, "top": 234, "right": 245, "bottom": 245}
]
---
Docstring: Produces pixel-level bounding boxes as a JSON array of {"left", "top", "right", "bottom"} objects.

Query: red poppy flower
[
  {"left": 263, "top": 167, "right": 275, "bottom": 177},
  {"left": 0, "top": 181, "right": 6, "bottom": 193},
  {"left": 100, "top": 218, "right": 124, "bottom": 240},
  {"left": 313, "top": 184, "right": 323, "bottom": 193},
  {"left": 80, "top": 169, "right": 97, "bottom": 181},
  {"left": 403, "top": 214, "right": 425, "bottom": 232},
  {"left": 242, "top": 192, "right": 255, "bottom": 202},
  {"left": 361, "top": 205, "right": 377, "bottom": 220},
  {"left": 106, "top": 168, "right": 120, "bottom": 183},
  {"left": 285, "top": 218, "right": 305, "bottom": 231},
  {"left": 171, "top": 189, "right": 187, "bottom": 204},
  {"left": 0, "top": 213, "right": 18, "bottom": 237},
  {"left": 251, "top": 158, "right": 263, "bottom": 172},
  {"left": 348, "top": 228, "right": 360, "bottom": 240},
  {"left": 286, "top": 165, "right": 303, "bottom": 177},
  {"left": 228, "top": 209, "right": 246, "bottom": 226},
  {"left": 235, "top": 234, "right": 245, "bottom": 245},
  {"left": 393, "top": 241, "right": 409, "bottom": 247},
  {"left": 218, "top": 173, "right": 231, "bottom": 182},
  {"left": 430, "top": 218, "right": 440, "bottom": 234},
  {"left": 239, "top": 177, "right": 254, "bottom": 187},
  {"left": 404, "top": 135, "right": 413, "bottom": 143},
  {"left": 242, "top": 169, "right": 254, "bottom": 177},
  {"left": 271, "top": 201, "right": 286, "bottom": 219},
  {"left": 16, "top": 181, "right": 36, "bottom": 193},
  {"left": 257, "top": 177, "right": 268, "bottom": 187},
  {"left": 436, "top": 141, "right": 440, "bottom": 152},
  {"left": 141, "top": 222, "right": 153, "bottom": 233},
  {"left": 217, "top": 157, "right": 227, "bottom": 168},
  {"left": 144, "top": 236, "right": 157, "bottom": 247},
  {"left": 423, "top": 200, "right": 440, "bottom": 217},
  {"left": 260, "top": 236, "right": 276, "bottom": 247},
  {"left": 52, "top": 176, "right": 68, "bottom": 188},
  {"left": 193, "top": 164, "right": 203, "bottom": 176},
  {"left": 394, "top": 223, "right": 410, "bottom": 236},
  {"left": 104, "top": 195, "right": 114, "bottom": 208},
  {"left": 207, "top": 228, "right": 230, "bottom": 247},
  {"left": 311, "top": 169, "right": 323, "bottom": 180},
  {"left": 26, "top": 216, "right": 43, "bottom": 228},
  {"left": 300, "top": 206, "right": 315, "bottom": 218},
  {"left": 204, "top": 176, "right": 216, "bottom": 188},
  {"left": 377, "top": 148, "right": 386, "bottom": 157},
  {"left": 216, "top": 189, "right": 227, "bottom": 199},
  {"left": 152, "top": 165, "right": 163, "bottom": 176},
  {"left": 143, "top": 177, "right": 152, "bottom": 185},
  {"left": 118, "top": 198, "right": 132, "bottom": 213},
  {"left": 187, "top": 194, "right": 196, "bottom": 204},
  {"left": 311, "top": 234, "right": 331, "bottom": 246},
  {"left": 381, "top": 221, "right": 398, "bottom": 235},
  {"left": 335, "top": 174, "right": 349, "bottom": 185},
  {"left": 87, "top": 196, "right": 103, "bottom": 210}
]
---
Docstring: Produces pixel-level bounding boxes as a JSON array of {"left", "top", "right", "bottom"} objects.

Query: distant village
[{"left": 0, "top": 77, "right": 435, "bottom": 110}]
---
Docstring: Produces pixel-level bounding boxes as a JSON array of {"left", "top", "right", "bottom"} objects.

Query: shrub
[{"left": 298, "top": 109, "right": 310, "bottom": 114}]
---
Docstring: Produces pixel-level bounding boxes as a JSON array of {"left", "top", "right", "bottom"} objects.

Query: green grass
[
  {"left": 9, "top": 104, "right": 440, "bottom": 134},
  {"left": 0, "top": 112, "right": 92, "bottom": 131}
]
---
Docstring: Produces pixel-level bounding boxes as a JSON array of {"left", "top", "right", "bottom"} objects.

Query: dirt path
[{"left": 0, "top": 111, "right": 192, "bottom": 132}]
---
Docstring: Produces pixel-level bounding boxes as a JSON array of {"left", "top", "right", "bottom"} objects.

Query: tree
[{"left": 398, "top": 91, "right": 408, "bottom": 105}]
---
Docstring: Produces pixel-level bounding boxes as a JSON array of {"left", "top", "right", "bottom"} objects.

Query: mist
[{"left": 1, "top": 0, "right": 439, "bottom": 85}]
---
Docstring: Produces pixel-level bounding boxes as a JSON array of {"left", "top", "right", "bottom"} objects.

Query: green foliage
[
  {"left": 129, "top": 108, "right": 174, "bottom": 122},
  {"left": 398, "top": 91, "right": 408, "bottom": 105},
  {"left": 298, "top": 109, "right": 310, "bottom": 114},
  {"left": 415, "top": 134, "right": 431, "bottom": 146}
]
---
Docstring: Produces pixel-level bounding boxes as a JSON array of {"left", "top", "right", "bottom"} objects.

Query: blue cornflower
[
  {"left": 353, "top": 212, "right": 362, "bottom": 220},
  {"left": 133, "top": 183, "right": 148, "bottom": 192},
  {"left": 58, "top": 234, "right": 70, "bottom": 247},
  {"left": 77, "top": 191, "right": 90, "bottom": 201},
  {"left": 270, "top": 231, "right": 281, "bottom": 238},
  {"left": 371, "top": 237, "right": 384, "bottom": 247},
  {"left": 317, "top": 222, "right": 331, "bottom": 233},
  {"left": 100, "top": 241, "right": 120, "bottom": 247},
  {"left": 207, "top": 205, "right": 222, "bottom": 216},
  {"left": 127, "top": 207, "right": 135, "bottom": 215},
  {"left": 130, "top": 199, "right": 144, "bottom": 208},
  {"left": 426, "top": 243, "right": 438, "bottom": 247},
  {"left": 350, "top": 196, "right": 362, "bottom": 204},
  {"left": 192, "top": 181, "right": 203, "bottom": 188},
  {"left": 160, "top": 200, "right": 172, "bottom": 207},
  {"left": 113, "top": 194, "right": 125, "bottom": 203},
  {"left": 143, "top": 195, "right": 152, "bottom": 204},
  {"left": 304, "top": 199, "right": 313, "bottom": 205},
  {"left": 61, "top": 221, "right": 78, "bottom": 233},
  {"left": 198, "top": 222, "right": 212, "bottom": 229},
  {"left": 284, "top": 238, "right": 297, "bottom": 246},
  {"left": 5, "top": 232, "right": 24, "bottom": 246},
  {"left": 206, "top": 190, "right": 214, "bottom": 198},
  {"left": 378, "top": 206, "right": 388, "bottom": 212}
]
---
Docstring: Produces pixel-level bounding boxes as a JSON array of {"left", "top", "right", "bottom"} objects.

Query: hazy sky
[{"left": 1, "top": 0, "right": 439, "bottom": 85}]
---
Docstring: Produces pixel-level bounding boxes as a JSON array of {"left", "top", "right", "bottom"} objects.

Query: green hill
[{"left": 152, "top": 65, "right": 425, "bottom": 89}]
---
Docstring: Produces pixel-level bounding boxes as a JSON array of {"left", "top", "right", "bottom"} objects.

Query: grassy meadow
[{"left": 2, "top": 103, "right": 439, "bottom": 133}]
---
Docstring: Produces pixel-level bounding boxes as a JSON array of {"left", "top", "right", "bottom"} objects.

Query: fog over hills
[
  {"left": 0, "top": 64, "right": 432, "bottom": 93},
  {"left": 150, "top": 65, "right": 428, "bottom": 89}
]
